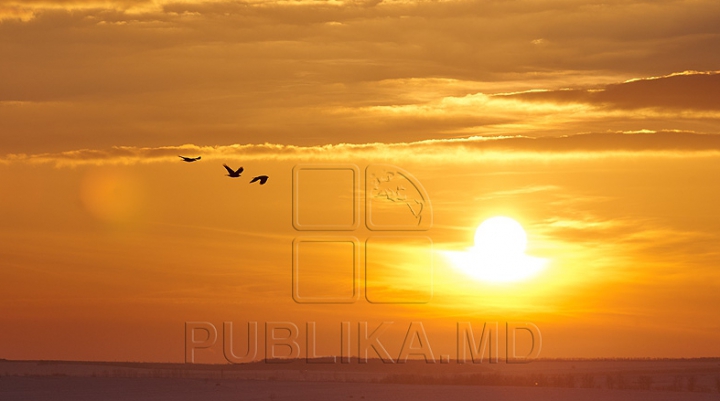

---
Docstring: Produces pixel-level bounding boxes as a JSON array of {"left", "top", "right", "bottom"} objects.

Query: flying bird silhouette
[
  {"left": 250, "top": 175, "right": 269, "bottom": 185},
  {"left": 179, "top": 155, "right": 201, "bottom": 162},
  {"left": 223, "top": 164, "right": 244, "bottom": 177}
]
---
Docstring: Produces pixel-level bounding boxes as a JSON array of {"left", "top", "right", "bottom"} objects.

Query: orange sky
[{"left": 1, "top": 0, "right": 720, "bottom": 362}]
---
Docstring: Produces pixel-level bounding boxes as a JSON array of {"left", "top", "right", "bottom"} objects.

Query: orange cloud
[
  {"left": 499, "top": 71, "right": 720, "bottom": 111},
  {"left": 2, "top": 1, "right": 720, "bottom": 153},
  {"left": 4, "top": 131, "right": 720, "bottom": 167}
]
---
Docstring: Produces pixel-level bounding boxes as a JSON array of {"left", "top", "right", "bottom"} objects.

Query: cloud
[
  {"left": 4, "top": 131, "right": 720, "bottom": 167},
  {"left": 474, "top": 185, "right": 561, "bottom": 201},
  {"left": 500, "top": 71, "right": 720, "bottom": 111},
  {"left": 1, "top": 1, "right": 720, "bottom": 153}
]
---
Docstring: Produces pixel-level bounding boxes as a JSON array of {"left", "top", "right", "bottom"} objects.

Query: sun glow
[{"left": 445, "top": 216, "right": 548, "bottom": 283}]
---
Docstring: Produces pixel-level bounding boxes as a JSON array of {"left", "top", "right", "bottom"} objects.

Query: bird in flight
[
  {"left": 179, "top": 155, "right": 201, "bottom": 162},
  {"left": 250, "top": 175, "right": 269, "bottom": 185},
  {"left": 223, "top": 164, "right": 244, "bottom": 177}
]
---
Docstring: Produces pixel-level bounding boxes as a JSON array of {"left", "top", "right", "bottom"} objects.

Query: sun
[
  {"left": 445, "top": 216, "right": 548, "bottom": 283},
  {"left": 474, "top": 216, "right": 527, "bottom": 256}
]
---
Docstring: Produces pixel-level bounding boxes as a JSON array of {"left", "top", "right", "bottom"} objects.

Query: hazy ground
[
  {"left": 4, "top": 377, "right": 720, "bottom": 401},
  {"left": 2, "top": 359, "right": 720, "bottom": 400}
]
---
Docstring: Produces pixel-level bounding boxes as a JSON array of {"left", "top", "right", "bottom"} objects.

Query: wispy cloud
[
  {"left": 4, "top": 131, "right": 720, "bottom": 167},
  {"left": 499, "top": 71, "right": 720, "bottom": 111}
]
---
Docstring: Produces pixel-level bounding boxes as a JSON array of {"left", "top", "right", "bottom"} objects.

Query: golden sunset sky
[{"left": 1, "top": 0, "right": 720, "bottom": 362}]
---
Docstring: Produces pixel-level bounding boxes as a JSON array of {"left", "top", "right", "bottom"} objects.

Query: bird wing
[
  {"left": 250, "top": 175, "right": 268, "bottom": 184},
  {"left": 195, "top": 156, "right": 201, "bottom": 161},
  {"left": 237, "top": 166, "right": 244, "bottom": 175},
  {"left": 179, "top": 155, "right": 188, "bottom": 160},
  {"left": 223, "top": 164, "right": 235, "bottom": 174}
]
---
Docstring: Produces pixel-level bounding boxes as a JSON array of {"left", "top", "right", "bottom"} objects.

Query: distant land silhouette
[
  {"left": 2, "top": 358, "right": 720, "bottom": 393},
  {"left": 3, "top": 358, "right": 720, "bottom": 400}
]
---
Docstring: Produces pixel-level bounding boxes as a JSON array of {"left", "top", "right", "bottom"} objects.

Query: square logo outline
[
  {"left": 292, "top": 236, "right": 360, "bottom": 304},
  {"left": 292, "top": 164, "right": 360, "bottom": 231},
  {"left": 364, "top": 235, "right": 434, "bottom": 304}
]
